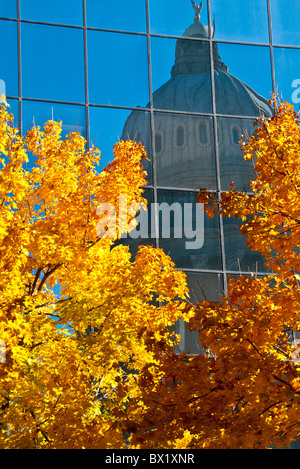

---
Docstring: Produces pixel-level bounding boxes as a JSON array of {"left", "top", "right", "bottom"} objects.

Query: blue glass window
[
  {"left": 178, "top": 272, "right": 224, "bottom": 353},
  {"left": 86, "top": 0, "right": 147, "bottom": 33},
  {"left": 157, "top": 190, "right": 222, "bottom": 271},
  {"left": 7, "top": 98, "right": 19, "bottom": 127},
  {"left": 155, "top": 134, "right": 162, "bottom": 154},
  {"left": 274, "top": 48, "right": 300, "bottom": 111},
  {"left": 223, "top": 216, "right": 268, "bottom": 273},
  {"left": 22, "top": 100, "right": 86, "bottom": 140},
  {"left": 89, "top": 106, "right": 152, "bottom": 182},
  {"left": 176, "top": 127, "right": 184, "bottom": 146},
  {"left": 87, "top": 31, "right": 149, "bottom": 107},
  {"left": 271, "top": 0, "right": 300, "bottom": 46},
  {"left": 21, "top": 23, "right": 85, "bottom": 103},
  {"left": 149, "top": 0, "right": 209, "bottom": 37},
  {"left": 215, "top": 43, "right": 273, "bottom": 116},
  {"left": 20, "top": 0, "right": 83, "bottom": 26},
  {"left": 218, "top": 117, "right": 258, "bottom": 191},
  {"left": 199, "top": 122, "right": 208, "bottom": 144},
  {"left": 154, "top": 112, "right": 216, "bottom": 190},
  {"left": 0, "top": 0, "right": 17, "bottom": 18},
  {"left": 151, "top": 36, "right": 213, "bottom": 114},
  {"left": 210, "top": 0, "right": 269, "bottom": 44},
  {"left": 0, "top": 20, "right": 18, "bottom": 97}
]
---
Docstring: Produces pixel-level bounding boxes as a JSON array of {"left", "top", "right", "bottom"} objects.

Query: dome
[{"left": 121, "top": 12, "right": 273, "bottom": 189}]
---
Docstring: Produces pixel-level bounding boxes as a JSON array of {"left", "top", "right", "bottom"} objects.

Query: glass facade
[{"left": 2, "top": 0, "right": 300, "bottom": 354}]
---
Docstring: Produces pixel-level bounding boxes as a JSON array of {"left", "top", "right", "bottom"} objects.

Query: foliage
[
  {"left": 124, "top": 98, "right": 300, "bottom": 449},
  {"left": 0, "top": 101, "right": 190, "bottom": 449}
]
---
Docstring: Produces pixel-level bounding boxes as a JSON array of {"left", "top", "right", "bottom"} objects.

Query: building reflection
[{"left": 120, "top": 4, "right": 273, "bottom": 352}]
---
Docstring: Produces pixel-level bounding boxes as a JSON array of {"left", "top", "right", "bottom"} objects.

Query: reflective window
[
  {"left": 176, "top": 272, "right": 224, "bottom": 353},
  {"left": 215, "top": 43, "right": 273, "bottom": 116},
  {"left": 21, "top": 23, "right": 85, "bottom": 102},
  {"left": 210, "top": 0, "right": 269, "bottom": 44},
  {"left": 199, "top": 122, "right": 208, "bottom": 144},
  {"left": 154, "top": 112, "right": 217, "bottom": 190},
  {"left": 116, "top": 188, "right": 156, "bottom": 258},
  {"left": 89, "top": 106, "right": 152, "bottom": 182},
  {"left": 0, "top": 0, "right": 17, "bottom": 18},
  {"left": 176, "top": 127, "right": 184, "bottom": 146},
  {"left": 86, "top": 0, "right": 147, "bottom": 33},
  {"left": 22, "top": 101, "right": 86, "bottom": 169},
  {"left": 20, "top": 0, "right": 83, "bottom": 26},
  {"left": 22, "top": 100, "right": 86, "bottom": 138},
  {"left": 7, "top": 98, "right": 19, "bottom": 127},
  {"left": 218, "top": 117, "right": 257, "bottom": 191},
  {"left": 232, "top": 127, "right": 240, "bottom": 145},
  {"left": 87, "top": 31, "right": 149, "bottom": 107},
  {"left": 155, "top": 134, "right": 162, "bottom": 154},
  {"left": 0, "top": 20, "right": 18, "bottom": 97},
  {"left": 274, "top": 48, "right": 300, "bottom": 111},
  {"left": 271, "top": 0, "right": 300, "bottom": 46},
  {"left": 149, "top": 0, "right": 209, "bottom": 37},
  {"left": 223, "top": 216, "right": 268, "bottom": 274},
  {"left": 151, "top": 36, "right": 212, "bottom": 114},
  {"left": 157, "top": 190, "right": 222, "bottom": 271}
]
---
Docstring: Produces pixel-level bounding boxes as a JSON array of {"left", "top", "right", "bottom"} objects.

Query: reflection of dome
[{"left": 122, "top": 13, "right": 273, "bottom": 190}]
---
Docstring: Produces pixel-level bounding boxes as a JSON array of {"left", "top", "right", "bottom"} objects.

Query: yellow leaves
[{"left": 0, "top": 108, "right": 190, "bottom": 449}]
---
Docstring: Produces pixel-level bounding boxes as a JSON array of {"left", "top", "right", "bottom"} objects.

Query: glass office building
[{"left": 1, "top": 0, "right": 300, "bottom": 353}]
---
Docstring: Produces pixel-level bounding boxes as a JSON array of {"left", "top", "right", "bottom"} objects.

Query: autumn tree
[
  {"left": 123, "top": 98, "right": 300, "bottom": 449},
  {"left": 0, "top": 100, "right": 191, "bottom": 449}
]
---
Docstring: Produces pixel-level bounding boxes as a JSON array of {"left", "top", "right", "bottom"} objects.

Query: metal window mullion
[
  {"left": 267, "top": 0, "right": 276, "bottom": 95},
  {"left": 146, "top": 0, "right": 159, "bottom": 249},
  {"left": 207, "top": 0, "right": 228, "bottom": 294},
  {"left": 82, "top": 0, "right": 90, "bottom": 148},
  {"left": 17, "top": 0, "right": 22, "bottom": 133}
]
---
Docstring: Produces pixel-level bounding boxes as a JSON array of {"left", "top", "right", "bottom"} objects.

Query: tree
[
  {"left": 124, "top": 98, "right": 300, "bottom": 449},
  {"left": 0, "top": 100, "right": 191, "bottom": 449}
]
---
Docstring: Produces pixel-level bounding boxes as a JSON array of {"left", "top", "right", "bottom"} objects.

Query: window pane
[
  {"left": 149, "top": 0, "right": 209, "bottom": 37},
  {"left": 271, "top": 0, "right": 300, "bottom": 46},
  {"left": 157, "top": 190, "right": 222, "bottom": 271},
  {"left": 0, "top": 20, "right": 18, "bottom": 97},
  {"left": 115, "top": 188, "right": 156, "bottom": 258},
  {"left": 0, "top": 0, "right": 17, "bottom": 18},
  {"left": 210, "top": 0, "right": 269, "bottom": 44},
  {"left": 21, "top": 23, "right": 85, "bottom": 102},
  {"left": 176, "top": 272, "right": 224, "bottom": 354},
  {"left": 218, "top": 117, "right": 256, "bottom": 191},
  {"left": 223, "top": 216, "right": 268, "bottom": 274},
  {"left": 20, "top": 0, "right": 83, "bottom": 26},
  {"left": 215, "top": 43, "right": 273, "bottom": 116},
  {"left": 22, "top": 101, "right": 86, "bottom": 167},
  {"left": 89, "top": 106, "right": 152, "bottom": 183},
  {"left": 7, "top": 98, "right": 19, "bottom": 127},
  {"left": 87, "top": 31, "right": 149, "bottom": 107},
  {"left": 274, "top": 48, "right": 300, "bottom": 110},
  {"left": 154, "top": 112, "right": 217, "bottom": 190},
  {"left": 176, "top": 127, "right": 184, "bottom": 146},
  {"left": 86, "top": 0, "right": 146, "bottom": 33},
  {"left": 151, "top": 36, "right": 212, "bottom": 114}
]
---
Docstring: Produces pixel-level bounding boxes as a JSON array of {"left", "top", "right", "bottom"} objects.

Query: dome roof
[
  {"left": 182, "top": 20, "right": 209, "bottom": 39},
  {"left": 121, "top": 13, "right": 273, "bottom": 189},
  {"left": 152, "top": 70, "right": 273, "bottom": 117}
]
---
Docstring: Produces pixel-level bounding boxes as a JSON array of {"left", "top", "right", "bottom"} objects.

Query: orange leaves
[{"left": 123, "top": 98, "right": 300, "bottom": 450}]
